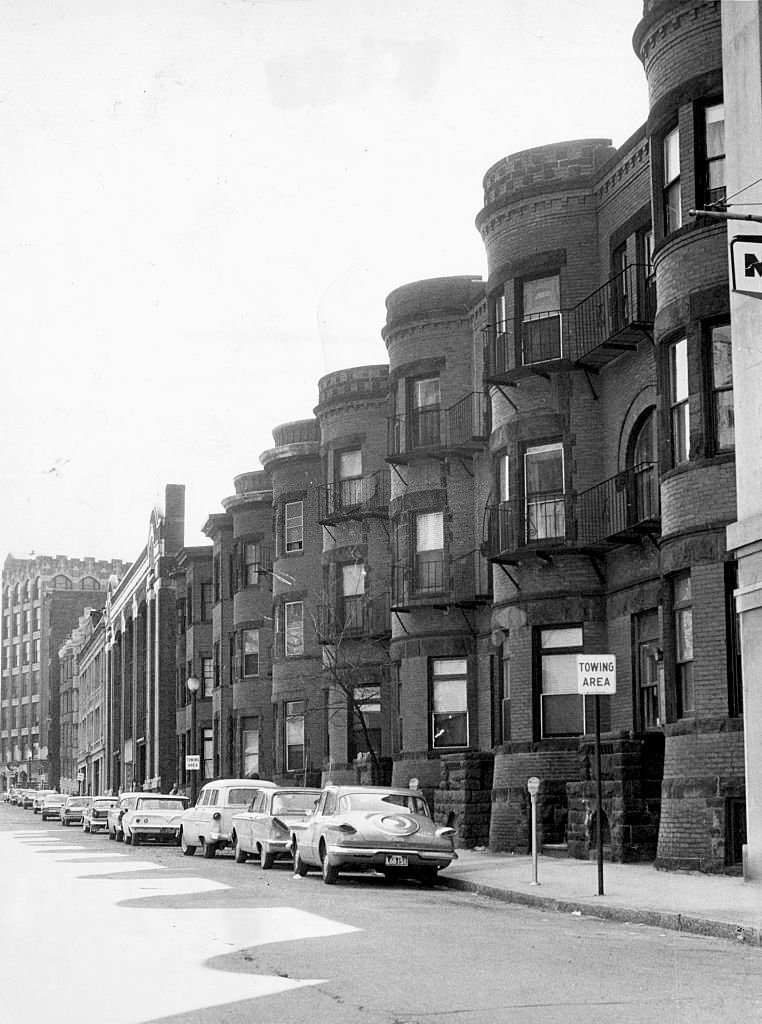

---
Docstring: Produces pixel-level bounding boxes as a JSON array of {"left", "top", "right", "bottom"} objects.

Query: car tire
[
  {"left": 293, "top": 848, "right": 309, "bottom": 877},
  {"left": 234, "top": 836, "right": 248, "bottom": 864},
  {"left": 202, "top": 839, "right": 216, "bottom": 859},
  {"left": 320, "top": 844, "right": 338, "bottom": 885},
  {"left": 132, "top": 833, "right": 140, "bottom": 847},
  {"left": 124, "top": 832, "right": 132, "bottom": 845},
  {"left": 180, "top": 831, "right": 196, "bottom": 857},
  {"left": 261, "top": 848, "right": 276, "bottom": 870}
]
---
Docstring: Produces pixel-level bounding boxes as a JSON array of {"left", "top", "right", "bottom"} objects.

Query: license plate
[{"left": 385, "top": 854, "right": 408, "bottom": 867}]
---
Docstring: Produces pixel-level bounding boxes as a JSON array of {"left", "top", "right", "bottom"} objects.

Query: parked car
[
  {"left": 21, "top": 790, "right": 38, "bottom": 809},
  {"left": 5, "top": 788, "right": 18, "bottom": 803},
  {"left": 107, "top": 794, "right": 139, "bottom": 842},
  {"left": 59, "top": 795, "right": 92, "bottom": 826},
  {"left": 122, "top": 794, "right": 189, "bottom": 846},
  {"left": 33, "top": 790, "right": 56, "bottom": 814},
  {"left": 179, "top": 779, "right": 276, "bottom": 858},
  {"left": 292, "top": 784, "right": 457, "bottom": 886},
  {"left": 83, "top": 796, "right": 119, "bottom": 833},
  {"left": 40, "top": 793, "right": 67, "bottom": 820},
  {"left": 232, "top": 786, "right": 321, "bottom": 868}
]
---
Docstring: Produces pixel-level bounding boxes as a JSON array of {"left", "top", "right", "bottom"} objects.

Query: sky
[{"left": 0, "top": 0, "right": 647, "bottom": 563}]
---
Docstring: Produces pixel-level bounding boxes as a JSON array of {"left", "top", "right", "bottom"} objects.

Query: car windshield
[
  {"left": 227, "top": 788, "right": 257, "bottom": 805},
  {"left": 271, "top": 792, "right": 319, "bottom": 815},
  {"left": 93, "top": 800, "right": 116, "bottom": 808},
  {"left": 338, "top": 793, "right": 430, "bottom": 816},
  {"left": 69, "top": 799, "right": 89, "bottom": 807},
  {"left": 135, "top": 798, "right": 185, "bottom": 811}
]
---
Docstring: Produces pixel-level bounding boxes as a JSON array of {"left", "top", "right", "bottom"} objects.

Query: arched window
[
  {"left": 626, "top": 409, "right": 658, "bottom": 524},
  {"left": 80, "top": 577, "right": 100, "bottom": 591},
  {"left": 53, "top": 575, "right": 72, "bottom": 591},
  {"left": 31, "top": 578, "right": 39, "bottom": 601}
]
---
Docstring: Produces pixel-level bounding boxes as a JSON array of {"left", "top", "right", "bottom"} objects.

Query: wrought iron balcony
[
  {"left": 573, "top": 264, "right": 655, "bottom": 369},
  {"left": 483, "top": 265, "right": 655, "bottom": 384},
  {"left": 314, "top": 593, "right": 391, "bottom": 643},
  {"left": 483, "top": 496, "right": 572, "bottom": 563},
  {"left": 390, "top": 551, "right": 492, "bottom": 611},
  {"left": 576, "top": 463, "right": 660, "bottom": 546},
  {"left": 317, "top": 469, "right": 391, "bottom": 524},
  {"left": 387, "top": 392, "right": 489, "bottom": 463}
]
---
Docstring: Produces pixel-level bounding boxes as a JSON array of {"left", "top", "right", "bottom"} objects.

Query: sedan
[
  {"left": 60, "top": 795, "right": 92, "bottom": 826},
  {"left": 292, "top": 784, "right": 456, "bottom": 886},
  {"left": 122, "top": 795, "right": 188, "bottom": 846},
  {"left": 232, "top": 786, "right": 321, "bottom": 868},
  {"left": 83, "top": 796, "right": 119, "bottom": 833},
  {"left": 40, "top": 793, "right": 67, "bottom": 820}
]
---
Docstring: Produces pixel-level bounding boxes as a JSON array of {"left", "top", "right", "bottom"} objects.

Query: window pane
[
  {"left": 242, "top": 727, "right": 259, "bottom": 776},
  {"left": 541, "top": 626, "right": 583, "bottom": 649},
  {"left": 433, "top": 711, "right": 468, "bottom": 747},
  {"left": 416, "top": 512, "right": 443, "bottom": 552},
  {"left": 523, "top": 276, "right": 559, "bottom": 317},
  {"left": 525, "top": 446, "right": 563, "bottom": 494},
  {"left": 285, "top": 602, "right": 304, "bottom": 656},
  {"left": 339, "top": 449, "right": 362, "bottom": 479},
  {"left": 676, "top": 608, "right": 693, "bottom": 662},
  {"left": 542, "top": 652, "right": 579, "bottom": 694},
  {"left": 705, "top": 103, "right": 724, "bottom": 158},
  {"left": 432, "top": 657, "right": 468, "bottom": 677},
  {"left": 715, "top": 391, "right": 735, "bottom": 450},
  {"left": 414, "top": 378, "right": 440, "bottom": 409},
  {"left": 499, "top": 454, "right": 510, "bottom": 502},
  {"left": 664, "top": 126, "right": 680, "bottom": 183},
  {"left": 670, "top": 339, "right": 688, "bottom": 402},
  {"left": 433, "top": 677, "right": 466, "bottom": 712},
  {"left": 354, "top": 685, "right": 381, "bottom": 713},
  {"left": 285, "top": 501, "right": 304, "bottom": 552},
  {"left": 674, "top": 573, "right": 691, "bottom": 605},
  {"left": 712, "top": 325, "right": 732, "bottom": 387},
  {"left": 342, "top": 563, "right": 365, "bottom": 596},
  {"left": 243, "top": 629, "right": 259, "bottom": 676},
  {"left": 542, "top": 693, "right": 584, "bottom": 736}
]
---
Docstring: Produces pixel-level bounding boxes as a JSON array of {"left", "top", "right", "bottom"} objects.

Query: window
[
  {"left": 663, "top": 125, "right": 681, "bottom": 233},
  {"left": 242, "top": 629, "right": 260, "bottom": 677},
  {"left": 709, "top": 324, "right": 734, "bottom": 452},
  {"left": 414, "top": 511, "right": 444, "bottom": 593},
  {"left": 31, "top": 640, "right": 39, "bottom": 665},
  {"left": 498, "top": 453, "right": 510, "bottom": 503},
  {"left": 81, "top": 576, "right": 100, "bottom": 591},
  {"left": 725, "top": 562, "right": 743, "bottom": 717},
  {"left": 525, "top": 444, "right": 565, "bottom": 541},
  {"left": 674, "top": 572, "right": 694, "bottom": 718},
  {"left": 431, "top": 658, "right": 468, "bottom": 748},
  {"left": 338, "top": 449, "right": 363, "bottom": 507},
  {"left": 522, "top": 274, "right": 561, "bottom": 363},
  {"left": 285, "top": 701, "right": 305, "bottom": 771},
  {"left": 494, "top": 291, "right": 506, "bottom": 336},
  {"left": 201, "top": 583, "right": 214, "bottom": 622},
  {"left": 350, "top": 684, "right": 382, "bottom": 760},
  {"left": 213, "top": 641, "right": 220, "bottom": 688},
  {"left": 285, "top": 602, "right": 304, "bottom": 657},
  {"left": 243, "top": 543, "right": 265, "bottom": 586},
  {"left": 539, "top": 626, "right": 585, "bottom": 737},
  {"left": 203, "top": 728, "right": 214, "bottom": 780},
  {"left": 411, "top": 376, "right": 441, "bottom": 447},
  {"left": 704, "top": 102, "right": 725, "bottom": 207},
  {"left": 53, "top": 574, "right": 72, "bottom": 590},
  {"left": 627, "top": 409, "right": 658, "bottom": 523},
  {"left": 201, "top": 657, "right": 213, "bottom": 698},
  {"left": 176, "top": 599, "right": 186, "bottom": 636},
  {"left": 285, "top": 501, "right": 304, "bottom": 553},
  {"left": 669, "top": 338, "right": 689, "bottom": 465},
  {"left": 242, "top": 718, "right": 259, "bottom": 776},
  {"left": 341, "top": 563, "right": 365, "bottom": 632},
  {"left": 13, "top": 613, "right": 20, "bottom": 637},
  {"left": 636, "top": 611, "right": 661, "bottom": 731}
]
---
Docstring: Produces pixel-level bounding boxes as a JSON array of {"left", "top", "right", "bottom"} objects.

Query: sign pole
[
  {"left": 594, "top": 694, "right": 604, "bottom": 896},
  {"left": 527, "top": 777, "right": 540, "bottom": 885}
]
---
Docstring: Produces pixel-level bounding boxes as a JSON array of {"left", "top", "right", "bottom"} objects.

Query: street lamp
[{"left": 186, "top": 675, "right": 201, "bottom": 804}]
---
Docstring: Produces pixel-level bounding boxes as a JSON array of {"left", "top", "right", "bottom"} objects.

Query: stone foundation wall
[{"left": 434, "top": 752, "right": 494, "bottom": 848}]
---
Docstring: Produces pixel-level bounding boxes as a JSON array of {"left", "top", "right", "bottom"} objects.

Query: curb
[{"left": 440, "top": 876, "right": 762, "bottom": 947}]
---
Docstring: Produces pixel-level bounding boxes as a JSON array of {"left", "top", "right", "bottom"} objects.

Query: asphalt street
[{"left": 1, "top": 802, "right": 760, "bottom": 1024}]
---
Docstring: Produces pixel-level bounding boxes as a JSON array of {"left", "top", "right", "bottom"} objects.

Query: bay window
[
  {"left": 704, "top": 102, "right": 725, "bottom": 207},
  {"left": 341, "top": 563, "right": 365, "bottom": 632},
  {"left": 285, "top": 501, "right": 304, "bottom": 553},
  {"left": 525, "top": 443, "right": 565, "bottom": 541},
  {"left": 338, "top": 449, "right": 362, "bottom": 507},
  {"left": 411, "top": 376, "right": 441, "bottom": 447},
  {"left": 539, "top": 626, "right": 584, "bottom": 737},
  {"left": 415, "top": 511, "right": 444, "bottom": 593},
  {"left": 285, "top": 601, "right": 304, "bottom": 657},
  {"left": 242, "top": 628, "right": 260, "bottom": 677},
  {"left": 522, "top": 274, "right": 561, "bottom": 363}
]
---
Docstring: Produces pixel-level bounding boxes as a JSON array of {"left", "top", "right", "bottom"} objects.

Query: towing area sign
[{"left": 576, "top": 654, "right": 616, "bottom": 694}]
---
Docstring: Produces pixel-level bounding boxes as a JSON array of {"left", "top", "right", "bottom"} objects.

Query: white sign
[
  {"left": 185, "top": 754, "right": 200, "bottom": 771},
  {"left": 76, "top": 772, "right": 85, "bottom": 782},
  {"left": 576, "top": 654, "right": 616, "bottom": 694},
  {"left": 730, "top": 235, "right": 762, "bottom": 296}
]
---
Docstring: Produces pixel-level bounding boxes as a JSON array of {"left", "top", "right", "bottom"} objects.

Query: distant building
[
  {"left": 0, "top": 554, "right": 127, "bottom": 792},
  {"left": 58, "top": 608, "right": 104, "bottom": 794}
]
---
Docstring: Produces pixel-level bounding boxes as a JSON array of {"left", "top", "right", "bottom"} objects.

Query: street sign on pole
[
  {"left": 185, "top": 754, "right": 200, "bottom": 771},
  {"left": 576, "top": 654, "right": 616, "bottom": 896}
]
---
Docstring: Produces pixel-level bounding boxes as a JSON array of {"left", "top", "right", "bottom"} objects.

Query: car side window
[
  {"left": 323, "top": 791, "right": 337, "bottom": 815},
  {"left": 207, "top": 789, "right": 219, "bottom": 806}
]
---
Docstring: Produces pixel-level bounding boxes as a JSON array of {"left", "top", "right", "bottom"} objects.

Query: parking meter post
[
  {"left": 527, "top": 777, "right": 541, "bottom": 886},
  {"left": 595, "top": 694, "right": 604, "bottom": 896}
]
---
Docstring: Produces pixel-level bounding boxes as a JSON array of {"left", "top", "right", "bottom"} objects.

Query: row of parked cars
[{"left": 6, "top": 779, "right": 458, "bottom": 887}]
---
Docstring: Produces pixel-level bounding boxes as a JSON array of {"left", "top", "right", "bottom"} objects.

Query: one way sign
[{"left": 730, "top": 235, "right": 762, "bottom": 296}]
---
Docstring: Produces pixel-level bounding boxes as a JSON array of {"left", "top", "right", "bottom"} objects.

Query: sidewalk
[{"left": 440, "top": 848, "right": 762, "bottom": 946}]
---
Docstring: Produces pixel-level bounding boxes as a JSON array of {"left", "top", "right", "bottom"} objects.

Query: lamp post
[{"left": 186, "top": 675, "right": 201, "bottom": 804}]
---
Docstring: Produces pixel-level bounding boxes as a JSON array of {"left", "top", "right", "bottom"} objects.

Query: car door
[
  {"left": 242, "top": 791, "right": 263, "bottom": 852},
  {"left": 186, "top": 788, "right": 208, "bottom": 842}
]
